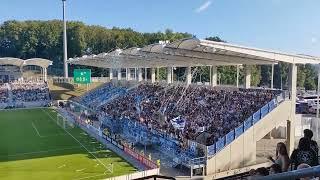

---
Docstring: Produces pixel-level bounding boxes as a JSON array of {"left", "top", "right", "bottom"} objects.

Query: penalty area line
[{"left": 32, "top": 122, "right": 43, "bottom": 138}]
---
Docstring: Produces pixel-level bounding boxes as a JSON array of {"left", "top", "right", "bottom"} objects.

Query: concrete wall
[
  {"left": 105, "top": 168, "right": 160, "bottom": 180},
  {"left": 206, "top": 100, "right": 291, "bottom": 175}
]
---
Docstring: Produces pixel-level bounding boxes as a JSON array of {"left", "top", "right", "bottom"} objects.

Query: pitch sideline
[{"left": 40, "top": 108, "right": 113, "bottom": 173}]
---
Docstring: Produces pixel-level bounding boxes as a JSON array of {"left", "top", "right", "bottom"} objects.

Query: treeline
[{"left": 0, "top": 20, "right": 317, "bottom": 89}]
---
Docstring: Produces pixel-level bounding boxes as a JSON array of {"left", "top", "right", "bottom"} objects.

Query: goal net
[{"left": 57, "top": 114, "right": 75, "bottom": 129}]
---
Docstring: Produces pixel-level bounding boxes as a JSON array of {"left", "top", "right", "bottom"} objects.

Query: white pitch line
[
  {"left": 41, "top": 109, "right": 109, "bottom": 170},
  {"left": 76, "top": 168, "right": 86, "bottom": 172},
  {"left": 58, "top": 164, "right": 66, "bottom": 169},
  {"left": 32, "top": 122, "right": 43, "bottom": 138}
]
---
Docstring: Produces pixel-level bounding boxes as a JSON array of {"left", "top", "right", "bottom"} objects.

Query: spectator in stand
[
  {"left": 102, "top": 83, "right": 281, "bottom": 146},
  {"left": 304, "top": 129, "right": 319, "bottom": 157},
  {"left": 290, "top": 137, "right": 318, "bottom": 170},
  {"left": 268, "top": 142, "right": 289, "bottom": 172},
  {"left": 11, "top": 81, "right": 49, "bottom": 102},
  {"left": 269, "top": 163, "right": 282, "bottom": 175}
]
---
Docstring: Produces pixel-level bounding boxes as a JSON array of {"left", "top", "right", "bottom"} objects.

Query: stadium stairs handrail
[
  {"left": 256, "top": 165, "right": 320, "bottom": 180},
  {"left": 133, "top": 175, "right": 176, "bottom": 180},
  {"left": 207, "top": 91, "right": 287, "bottom": 157}
]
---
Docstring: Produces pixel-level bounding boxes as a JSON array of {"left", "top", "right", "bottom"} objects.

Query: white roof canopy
[
  {"left": 0, "top": 57, "right": 53, "bottom": 68},
  {"left": 67, "top": 38, "right": 320, "bottom": 68}
]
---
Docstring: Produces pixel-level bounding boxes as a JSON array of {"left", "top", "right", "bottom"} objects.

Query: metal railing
[{"left": 257, "top": 165, "right": 320, "bottom": 180}]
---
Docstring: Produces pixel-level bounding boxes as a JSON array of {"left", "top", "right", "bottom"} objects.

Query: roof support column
[
  {"left": 271, "top": 64, "right": 274, "bottom": 89},
  {"left": 186, "top": 66, "right": 192, "bottom": 85},
  {"left": 287, "top": 63, "right": 297, "bottom": 154},
  {"left": 236, "top": 65, "right": 240, "bottom": 88},
  {"left": 144, "top": 68, "right": 148, "bottom": 81},
  {"left": 157, "top": 67, "right": 160, "bottom": 81},
  {"left": 109, "top": 68, "right": 113, "bottom": 80},
  {"left": 211, "top": 66, "right": 217, "bottom": 87},
  {"left": 44, "top": 67, "right": 47, "bottom": 82},
  {"left": 167, "top": 67, "right": 172, "bottom": 84},
  {"left": 245, "top": 65, "right": 251, "bottom": 89},
  {"left": 117, "top": 68, "right": 121, "bottom": 80},
  {"left": 151, "top": 68, "right": 156, "bottom": 83},
  {"left": 138, "top": 68, "right": 143, "bottom": 82},
  {"left": 41, "top": 67, "right": 44, "bottom": 81},
  {"left": 126, "top": 68, "right": 131, "bottom": 81}
]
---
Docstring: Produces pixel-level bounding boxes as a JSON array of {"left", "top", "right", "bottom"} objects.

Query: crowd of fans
[
  {"left": 0, "top": 84, "right": 8, "bottom": 103},
  {"left": 247, "top": 129, "right": 319, "bottom": 180},
  {"left": 10, "top": 81, "right": 50, "bottom": 102},
  {"left": 77, "top": 83, "right": 127, "bottom": 109},
  {"left": 101, "top": 83, "right": 281, "bottom": 145}
]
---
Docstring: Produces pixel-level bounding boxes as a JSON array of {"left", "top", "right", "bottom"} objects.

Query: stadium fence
[
  {"left": 104, "top": 168, "right": 160, "bottom": 180},
  {"left": 60, "top": 108, "right": 159, "bottom": 170}
]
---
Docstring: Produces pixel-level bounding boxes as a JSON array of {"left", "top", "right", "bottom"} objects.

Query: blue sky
[{"left": 1, "top": 0, "right": 319, "bottom": 56}]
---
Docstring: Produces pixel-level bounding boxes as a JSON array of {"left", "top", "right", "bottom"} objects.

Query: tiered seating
[
  {"left": 0, "top": 84, "right": 8, "bottom": 103},
  {"left": 11, "top": 81, "right": 50, "bottom": 102},
  {"left": 102, "top": 83, "right": 281, "bottom": 145},
  {"left": 78, "top": 83, "right": 127, "bottom": 109}
]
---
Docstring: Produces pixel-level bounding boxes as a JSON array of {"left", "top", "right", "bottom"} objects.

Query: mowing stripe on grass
[
  {"left": 41, "top": 109, "right": 111, "bottom": 171},
  {"left": 3, "top": 146, "right": 82, "bottom": 157}
]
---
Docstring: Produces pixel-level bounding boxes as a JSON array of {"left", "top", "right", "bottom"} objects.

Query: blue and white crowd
[
  {"left": 0, "top": 81, "right": 50, "bottom": 106},
  {"left": 100, "top": 83, "right": 281, "bottom": 145},
  {"left": 76, "top": 83, "right": 127, "bottom": 110},
  {"left": 0, "top": 84, "right": 9, "bottom": 103}
]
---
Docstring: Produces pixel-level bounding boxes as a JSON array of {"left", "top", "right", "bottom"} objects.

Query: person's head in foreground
[
  {"left": 298, "top": 137, "right": 311, "bottom": 151},
  {"left": 276, "top": 142, "right": 288, "bottom": 156},
  {"left": 304, "top": 129, "right": 314, "bottom": 140}
]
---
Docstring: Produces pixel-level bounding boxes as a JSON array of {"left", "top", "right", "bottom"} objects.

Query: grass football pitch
[{"left": 0, "top": 108, "right": 136, "bottom": 180}]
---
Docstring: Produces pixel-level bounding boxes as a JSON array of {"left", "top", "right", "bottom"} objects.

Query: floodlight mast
[{"left": 62, "top": 0, "right": 68, "bottom": 78}]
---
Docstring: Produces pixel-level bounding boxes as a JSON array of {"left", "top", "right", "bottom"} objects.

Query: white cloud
[
  {"left": 311, "top": 37, "right": 318, "bottom": 44},
  {"left": 195, "top": 1, "right": 212, "bottom": 13}
]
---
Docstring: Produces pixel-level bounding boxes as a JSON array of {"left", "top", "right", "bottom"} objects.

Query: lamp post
[
  {"left": 316, "top": 64, "right": 320, "bottom": 139},
  {"left": 62, "top": 0, "right": 68, "bottom": 78}
]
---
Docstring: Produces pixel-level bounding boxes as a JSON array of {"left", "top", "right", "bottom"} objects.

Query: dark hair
[
  {"left": 255, "top": 167, "right": 269, "bottom": 176},
  {"left": 276, "top": 142, "right": 288, "bottom": 156},
  {"left": 270, "top": 163, "right": 282, "bottom": 174},
  {"left": 298, "top": 137, "right": 311, "bottom": 151},
  {"left": 304, "top": 129, "right": 313, "bottom": 139}
]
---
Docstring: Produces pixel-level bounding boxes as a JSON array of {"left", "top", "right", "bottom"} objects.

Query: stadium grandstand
[
  {"left": 64, "top": 37, "right": 320, "bottom": 179},
  {"left": 0, "top": 58, "right": 52, "bottom": 109},
  {"left": 2, "top": 37, "right": 320, "bottom": 179}
]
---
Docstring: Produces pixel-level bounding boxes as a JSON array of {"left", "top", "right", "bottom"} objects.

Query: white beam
[
  {"left": 271, "top": 64, "right": 274, "bottom": 89},
  {"left": 126, "top": 68, "right": 131, "bottom": 80},
  {"left": 236, "top": 65, "right": 240, "bottom": 88},
  {"left": 245, "top": 65, "right": 251, "bottom": 88},
  {"left": 167, "top": 67, "right": 172, "bottom": 84},
  {"left": 117, "top": 68, "right": 122, "bottom": 80},
  {"left": 186, "top": 66, "right": 192, "bottom": 85},
  {"left": 109, "top": 68, "right": 113, "bottom": 80},
  {"left": 151, "top": 68, "right": 156, "bottom": 83},
  {"left": 287, "top": 64, "right": 297, "bottom": 154},
  {"left": 211, "top": 66, "right": 217, "bottom": 87},
  {"left": 138, "top": 68, "right": 143, "bottom": 82}
]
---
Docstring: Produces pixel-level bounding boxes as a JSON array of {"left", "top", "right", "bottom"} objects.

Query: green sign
[{"left": 74, "top": 69, "right": 91, "bottom": 84}]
